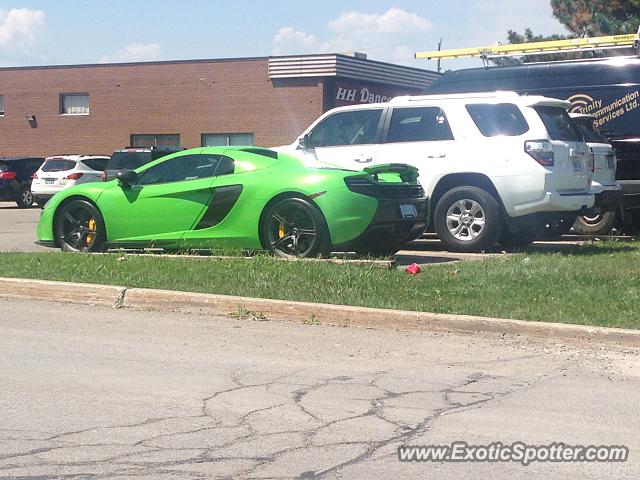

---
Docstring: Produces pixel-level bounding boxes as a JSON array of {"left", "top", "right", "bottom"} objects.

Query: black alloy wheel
[
  {"left": 261, "top": 197, "right": 329, "bottom": 258},
  {"left": 54, "top": 199, "right": 106, "bottom": 252}
]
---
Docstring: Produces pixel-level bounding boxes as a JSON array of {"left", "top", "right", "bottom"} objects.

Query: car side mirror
[
  {"left": 298, "top": 133, "right": 311, "bottom": 150},
  {"left": 116, "top": 169, "right": 138, "bottom": 186}
]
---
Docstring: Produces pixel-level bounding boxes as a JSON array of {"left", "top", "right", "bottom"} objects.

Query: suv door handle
[
  {"left": 354, "top": 157, "right": 373, "bottom": 163},
  {"left": 427, "top": 154, "right": 447, "bottom": 159}
]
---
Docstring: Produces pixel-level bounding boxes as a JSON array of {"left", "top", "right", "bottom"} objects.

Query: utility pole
[{"left": 437, "top": 38, "right": 442, "bottom": 73}]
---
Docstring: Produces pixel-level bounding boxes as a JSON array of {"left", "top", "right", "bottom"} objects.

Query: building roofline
[
  {"left": 0, "top": 56, "right": 270, "bottom": 72},
  {"left": 0, "top": 53, "right": 440, "bottom": 80},
  {"left": 268, "top": 53, "right": 440, "bottom": 89}
]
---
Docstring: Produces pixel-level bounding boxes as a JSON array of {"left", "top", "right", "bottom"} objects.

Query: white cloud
[
  {"left": 271, "top": 7, "right": 431, "bottom": 65},
  {"left": 0, "top": 8, "right": 45, "bottom": 48},
  {"left": 329, "top": 7, "right": 431, "bottom": 34},
  {"left": 99, "top": 42, "right": 162, "bottom": 63},
  {"left": 272, "top": 27, "right": 317, "bottom": 55}
]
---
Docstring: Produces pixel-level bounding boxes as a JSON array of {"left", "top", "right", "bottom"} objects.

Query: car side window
[
  {"left": 82, "top": 158, "right": 109, "bottom": 171},
  {"left": 466, "top": 103, "right": 529, "bottom": 137},
  {"left": 28, "top": 159, "right": 43, "bottom": 172},
  {"left": 386, "top": 107, "right": 454, "bottom": 143},
  {"left": 307, "top": 109, "right": 383, "bottom": 148},
  {"left": 137, "top": 154, "right": 221, "bottom": 186}
]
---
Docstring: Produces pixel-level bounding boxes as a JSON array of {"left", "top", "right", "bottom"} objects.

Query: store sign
[{"left": 333, "top": 82, "right": 415, "bottom": 107}]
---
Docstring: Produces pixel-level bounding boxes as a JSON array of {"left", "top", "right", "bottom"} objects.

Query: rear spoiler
[{"left": 363, "top": 163, "right": 419, "bottom": 183}]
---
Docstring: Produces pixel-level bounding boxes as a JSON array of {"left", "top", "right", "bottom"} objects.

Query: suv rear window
[
  {"left": 534, "top": 106, "right": 582, "bottom": 142},
  {"left": 466, "top": 103, "right": 529, "bottom": 137},
  {"left": 572, "top": 117, "right": 608, "bottom": 143},
  {"left": 42, "top": 159, "right": 77, "bottom": 172}
]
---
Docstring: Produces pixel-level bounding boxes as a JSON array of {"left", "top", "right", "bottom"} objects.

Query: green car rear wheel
[{"left": 261, "top": 197, "right": 330, "bottom": 258}]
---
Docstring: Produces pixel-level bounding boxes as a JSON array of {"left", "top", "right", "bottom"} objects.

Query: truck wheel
[
  {"left": 573, "top": 210, "right": 616, "bottom": 235},
  {"left": 434, "top": 186, "right": 502, "bottom": 253}
]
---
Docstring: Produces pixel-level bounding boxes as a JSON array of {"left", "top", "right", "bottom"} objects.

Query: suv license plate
[
  {"left": 45, "top": 178, "right": 54, "bottom": 184},
  {"left": 399, "top": 204, "right": 417, "bottom": 219}
]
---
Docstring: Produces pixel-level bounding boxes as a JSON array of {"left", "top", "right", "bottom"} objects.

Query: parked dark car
[
  {"left": 103, "top": 146, "right": 184, "bottom": 181},
  {"left": 0, "top": 157, "right": 45, "bottom": 208},
  {"left": 425, "top": 56, "right": 640, "bottom": 229}
]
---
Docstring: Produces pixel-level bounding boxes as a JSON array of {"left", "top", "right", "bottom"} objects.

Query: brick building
[{"left": 0, "top": 54, "right": 439, "bottom": 157}]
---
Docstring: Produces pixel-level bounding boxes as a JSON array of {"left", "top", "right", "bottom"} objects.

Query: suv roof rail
[{"left": 391, "top": 91, "right": 522, "bottom": 103}]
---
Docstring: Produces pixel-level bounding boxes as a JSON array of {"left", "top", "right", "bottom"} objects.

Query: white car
[
  {"left": 31, "top": 155, "right": 109, "bottom": 206},
  {"left": 276, "top": 91, "right": 594, "bottom": 252},
  {"left": 569, "top": 113, "right": 623, "bottom": 235}
]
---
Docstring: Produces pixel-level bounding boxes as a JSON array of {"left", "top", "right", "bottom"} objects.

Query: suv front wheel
[{"left": 434, "top": 186, "right": 502, "bottom": 253}]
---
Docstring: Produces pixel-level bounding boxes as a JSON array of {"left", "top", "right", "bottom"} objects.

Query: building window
[
  {"left": 201, "top": 133, "right": 254, "bottom": 147},
  {"left": 130, "top": 134, "right": 181, "bottom": 147},
  {"left": 60, "top": 93, "right": 89, "bottom": 115},
  {"left": 0, "top": 95, "right": 4, "bottom": 116}
]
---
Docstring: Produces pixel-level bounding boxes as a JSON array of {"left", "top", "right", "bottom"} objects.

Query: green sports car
[{"left": 36, "top": 147, "right": 428, "bottom": 257}]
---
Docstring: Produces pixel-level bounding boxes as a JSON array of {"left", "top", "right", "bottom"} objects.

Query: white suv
[
  {"left": 31, "top": 155, "right": 109, "bottom": 206},
  {"left": 277, "top": 91, "right": 594, "bottom": 252}
]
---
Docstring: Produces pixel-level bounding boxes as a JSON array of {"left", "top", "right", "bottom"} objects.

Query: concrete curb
[
  {"left": 0, "top": 277, "right": 126, "bottom": 307},
  {"left": 1, "top": 277, "right": 639, "bottom": 347}
]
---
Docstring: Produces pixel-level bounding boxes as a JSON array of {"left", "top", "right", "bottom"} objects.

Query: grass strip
[{"left": 1, "top": 240, "right": 639, "bottom": 329}]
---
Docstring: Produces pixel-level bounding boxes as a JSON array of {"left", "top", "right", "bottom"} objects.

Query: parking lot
[{"left": 0, "top": 201, "right": 591, "bottom": 263}]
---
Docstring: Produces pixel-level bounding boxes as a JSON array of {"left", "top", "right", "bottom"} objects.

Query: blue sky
[{"left": 0, "top": 1, "right": 567, "bottom": 71}]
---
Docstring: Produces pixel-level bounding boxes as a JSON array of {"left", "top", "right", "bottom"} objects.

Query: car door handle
[
  {"left": 354, "top": 157, "right": 373, "bottom": 164},
  {"left": 427, "top": 154, "right": 447, "bottom": 159}
]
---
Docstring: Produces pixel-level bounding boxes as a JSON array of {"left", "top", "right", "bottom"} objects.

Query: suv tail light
[
  {"left": 32, "top": 172, "right": 39, "bottom": 179},
  {"left": 0, "top": 170, "right": 17, "bottom": 180},
  {"left": 65, "top": 172, "right": 84, "bottom": 180},
  {"left": 524, "top": 140, "right": 554, "bottom": 167},
  {"left": 101, "top": 171, "right": 108, "bottom": 181}
]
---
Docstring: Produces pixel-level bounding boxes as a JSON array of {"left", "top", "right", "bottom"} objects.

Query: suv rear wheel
[{"left": 434, "top": 186, "right": 502, "bottom": 252}]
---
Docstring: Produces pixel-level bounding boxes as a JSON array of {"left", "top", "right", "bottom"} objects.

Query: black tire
[
  {"left": 16, "top": 188, "right": 35, "bottom": 208},
  {"left": 573, "top": 210, "right": 616, "bottom": 235},
  {"left": 54, "top": 199, "right": 106, "bottom": 252},
  {"left": 434, "top": 186, "right": 502, "bottom": 253},
  {"left": 260, "top": 196, "right": 330, "bottom": 258}
]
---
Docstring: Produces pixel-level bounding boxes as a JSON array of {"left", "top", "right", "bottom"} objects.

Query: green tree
[
  {"left": 550, "top": 0, "right": 640, "bottom": 36},
  {"left": 498, "top": 1, "right": 640, "bottom": 64}
]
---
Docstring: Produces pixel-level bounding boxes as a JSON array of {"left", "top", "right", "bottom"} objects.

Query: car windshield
[
  {"left": 108, "top": 152, "right": 151, "bottom": 170},
  {"left": 534, "top": 106, "right": 582, "bottom": 142},
  {"left": 42, "top": 159, "right": 77, "bottom": 172},
  {"left": 573, "top": 117, "right": 608, "bottom": 143}
]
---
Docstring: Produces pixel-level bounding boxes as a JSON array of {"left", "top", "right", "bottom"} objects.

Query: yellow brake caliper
[
  {"left": 278, "top": 222, "right": 286, "bottom": 239},
  {"left": 86, "top": 218, "right": 96, "bottom": 246}
]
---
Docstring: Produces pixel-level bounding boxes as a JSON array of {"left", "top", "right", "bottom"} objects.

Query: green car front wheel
[{"left": 55, "top": 199, "right": 106, "bottom": 252}]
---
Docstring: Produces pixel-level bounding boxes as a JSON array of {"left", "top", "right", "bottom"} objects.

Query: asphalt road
[
  {"left": 0, "top": 201, "right": 48, "bottom": 252},
  {"left": 0, "top": 297, "right": 638, "bottom": 479}
]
